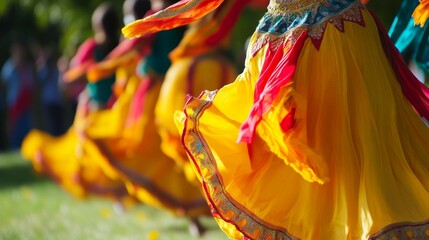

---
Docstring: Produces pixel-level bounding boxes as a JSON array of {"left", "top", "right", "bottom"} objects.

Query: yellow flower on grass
[
  {"left": 21, "top": 187, "right": 33, "bottom": 200},
  {"left": 99, "top": 208, "right": 112, "bottom": 219},
  {"left": 134, "top": 211, "right": 146, "bottom": 220},
  {"left": 147, "top": 230, "right": 159, "bottom": 240}
]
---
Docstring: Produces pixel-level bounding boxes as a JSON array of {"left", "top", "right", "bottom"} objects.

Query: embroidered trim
[
  {"left": 251, "top": 0, "right": 365, "bottom": 55},
  {"left": 368, "top": 219, "right": 429, "bottom": 240},
  {"left": 183, "top": 92, "right": 429, "bottom": 240},
  {"left": 182, "top": 91, "right": 299, "bottom": 240}
]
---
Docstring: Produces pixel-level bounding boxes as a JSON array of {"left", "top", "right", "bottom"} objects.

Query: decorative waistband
[
  {"left": 257, "top": 0, "right": 363, "bottom": 36},
  {"left": 251, "top": 0, "right": 365, "bottom": 54},
  {"left": 267, "top": 0, "right": 360, "bottom": 15},
  {"left": 268, "top": 0, "right": 325, "bottom": 14}
]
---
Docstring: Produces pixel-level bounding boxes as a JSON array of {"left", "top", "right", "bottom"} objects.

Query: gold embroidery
[
  {"left": 251, "top": 28, "right": 306, "bottom": 56},
  {"left": 251, "top": 3, "right": 364, "bottom": 56},
  {"left": 183, "top": 91, "right": 299, "bottom": 240},
  {"left": 307, "top": 3, "right": 364, "bottom": 39},
  {"left": 368, "top": 220, "right": 429, "bottom": 240}
]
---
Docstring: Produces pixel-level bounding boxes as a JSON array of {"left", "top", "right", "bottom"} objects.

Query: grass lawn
[{"left": 0, "top": 151, "right": 228, "bottom": 240}]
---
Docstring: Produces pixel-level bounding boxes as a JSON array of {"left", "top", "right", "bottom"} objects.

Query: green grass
[{"left": 0, "top": 152, "right": 228, "bottom": 240}]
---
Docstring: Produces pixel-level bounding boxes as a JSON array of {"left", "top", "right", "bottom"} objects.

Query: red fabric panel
[
  {"left": 369, "top": 10, "right": 429, "bottom": 120},
  {"left": 126, "top": 78, "right": 152, "bottom": 126},
  {"left": 280, "top": 107, "right": 296, "bottom": 133},
  {"left": 238, "top": 31, "right": 308, "bottom": 143},
  {"left": 72, "top": 38, "right": 97, "bottom": 66}
]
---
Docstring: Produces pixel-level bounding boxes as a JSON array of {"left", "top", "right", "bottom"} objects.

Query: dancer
[
  {"left": 84, "top": 0, "right": 153, "bottom": 138},
  {"left": 85, "top": 0, "right": 210, "bottom": 235},
  {"left": 1, "top": 39, "right": 35, "bottom": 149},
  {"left": 123, "top": 0, "right": 429, "bottom": 239},
  {"left": 21, "top": 3, "right": 128, "bottom": 201},
  {"left": 154, "top": 0, "right": 249, "bottom": 186}
]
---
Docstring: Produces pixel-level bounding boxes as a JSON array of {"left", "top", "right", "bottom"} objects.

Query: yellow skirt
[
  {"left": 84, "top": 66, "right": 141, "bottom": 139},
  {"left": 23, "top": 73, "right": 209, "bottom": 216},
  {"left": 180, "top": 10, "right": 429, "bottom": 239},
  {"left": 21, "top": 127, "right": 128, "bottom": 200},
  {"left": 155, "top": 54, "right": 236, "bottom": 186},
  {"left": 21, "top": 68, "right": 141, "bottom": 201},
  {"left": 87, "top": 78, "right": 209, "bottom": 217}
]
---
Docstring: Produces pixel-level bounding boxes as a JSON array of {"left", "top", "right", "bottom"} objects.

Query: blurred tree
[
  {"left": 230, "top": 6, "right": 265, "bottom": 69},
  {"left": 0, "top": 0, "right": 122, "bottom": 66}
]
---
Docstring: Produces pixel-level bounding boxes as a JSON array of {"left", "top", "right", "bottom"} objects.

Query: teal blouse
[
  {"left": 137, "top": 27, "right": 185, "bottom": 77},
  {"left": 87, "top": 46, "right": 115, "bottom": 104}
]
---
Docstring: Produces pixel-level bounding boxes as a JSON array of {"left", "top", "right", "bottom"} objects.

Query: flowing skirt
[
  {"left": 87, "top": 76, "right": 209, "bottom": 217},
  {"left": 21, "top": 68, "right": 143, "bottom": 200},
  {"left": 155, "top": 54, "right": 236, "bottom": 186},
  {"left": 179, "top": 10, "right": 429, "bottom": 239},
  {"left": 22, "top": 121, "right": 128, "bottom": 200}
]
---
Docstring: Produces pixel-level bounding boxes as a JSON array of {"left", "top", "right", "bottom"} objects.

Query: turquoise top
[
  {"left": 87, "top": 46, "right": 115, "bottom": 104},
  {"left": 389, "top": 0, "right": 429, "bottom": 77},
  {"left": 138, "top": 27, "right": 185, "bottom": 76},
  {"left": 257, "top": 0, "right": 359, "bottom": 35}
]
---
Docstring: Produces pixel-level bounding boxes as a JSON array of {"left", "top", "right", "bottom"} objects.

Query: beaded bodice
[
  {"left": 261, "top": 0, "right": 361, "bottom": 34},
  {"left": 251, "top": 0, "right": 364, "bottom": 54},
  {"left": 267, "top": 0, "right": 326, "bottom": 14}
]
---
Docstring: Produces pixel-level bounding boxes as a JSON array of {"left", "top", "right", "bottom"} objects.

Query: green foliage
[
  {"left": 0, "top": 0, "right": 123, "bottom": 64},
  {"left": 367, "top": 0, "right": 404, "bottom": 29},
  {"left": 229, "top": 6, "right": 265, "bottom": 70}
]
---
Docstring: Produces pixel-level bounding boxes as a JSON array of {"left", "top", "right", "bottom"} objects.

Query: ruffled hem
[
  {"left": 21, "top": 130, "right": 129, "bottom": 200},
  {"left": 182, "top": 92, "right": 299, "bottom": 239},
  {"left": 182, "top": 91, "right": 429, "bottom": 239}
]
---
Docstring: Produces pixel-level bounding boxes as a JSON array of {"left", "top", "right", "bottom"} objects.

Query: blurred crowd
[{"left": 0, "top": 37, "right": 85, "bottom": 151}]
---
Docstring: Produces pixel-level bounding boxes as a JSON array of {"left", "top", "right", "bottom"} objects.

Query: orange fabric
[
  {"left": 87, "top": 51, "right": 140, "bottom": 83},
  {"left": 87, "top": 37, "right": 153, "bottom": 83},
  {"left": 170, "top": 0, "right": 249, "bottom": 61},
  {"left": 63, "top": 61, "right": 95, "bottom": 83},
  {"left": 413, "top": 0, "right": 429, "bottom": 27},
  {"left": 169, "top": 0, "right": 250, "bottom": 60},
  {"left": 63, "top": 39, "right": 97, "bottom": 82},
  {"left": 122, "top": 0, "right": 224, "bottom": 38}
]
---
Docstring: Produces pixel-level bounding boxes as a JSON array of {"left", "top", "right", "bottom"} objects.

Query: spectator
[
  {"left": 1, "top": 39, "right": 35, "bottom": 149},
  {"left": 36, "top": 45, "right": 65, "bottom": 136}
]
